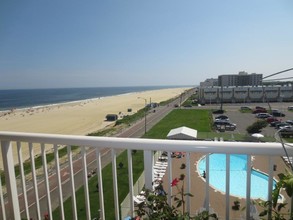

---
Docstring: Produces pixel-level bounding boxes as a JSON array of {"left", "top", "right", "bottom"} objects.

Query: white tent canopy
[{"left": 167, "top": 126, "right": 197, "bottom": 140}]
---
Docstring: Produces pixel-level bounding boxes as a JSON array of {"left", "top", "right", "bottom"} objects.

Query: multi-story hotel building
[{"left": 218, "top": 72, "right": 263, "bottom": 87}]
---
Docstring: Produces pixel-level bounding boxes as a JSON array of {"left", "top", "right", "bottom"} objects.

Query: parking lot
[{"left": 209, "top": 103, "right": 293, "bottom": 138}]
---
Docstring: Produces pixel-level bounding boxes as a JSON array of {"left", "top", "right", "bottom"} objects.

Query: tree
[{"left": 246, "top": 120, "right": 268, "bottom": 134}]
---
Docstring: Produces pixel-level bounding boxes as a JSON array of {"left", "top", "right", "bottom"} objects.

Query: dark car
[
  {"left": 255, "top": 106, "right": 266, "bottom": 110},
  {"left": 213, "top": 109, "right": 224, "bottom": 114},
  {"left": 183, "top": 104, "right": 193, "bottom": 108},
  {"left": 267, "top": 117, "right": 280, "bottom": 123},
  {"left": 215, "top": 115, "right": 229, "bottom": 120},
  {"left": 276, "top": 122, "right": 291, "bottom": 129},
  {"left": 279, "top": 127, "right": 293, "bottom": 138},
  {"left": 252, "top": 108, "right": 267, "bottom": 114},
  {"left": 270, "top": 121, "right": 282, "bottom": 127},
  {"left": 271, "top": 111, "right": 285, "bottom": 117}
]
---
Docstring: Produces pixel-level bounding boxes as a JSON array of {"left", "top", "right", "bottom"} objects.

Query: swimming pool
[{"left": 197, "top": 154, "right": 276, "bottom": 200}]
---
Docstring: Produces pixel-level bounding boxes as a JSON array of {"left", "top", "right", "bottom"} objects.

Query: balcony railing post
[
  {"left": 143, "top": 150, "right": 153, "bottom": 190},
  {"left": 186, "top": 152, "right": 191, "bottom": 213},
  {"left": 225, "top": 154, "right": 230, "bottom": 220},
  {"left": 246, "top": 155, "right": 252, "bottom": 219},
  {"left": 1, "top": 140, "right": 21, "bottom": 220}
]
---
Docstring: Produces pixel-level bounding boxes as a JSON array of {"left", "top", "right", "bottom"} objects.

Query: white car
[
  {"left": 288, "top": 106, "right": 293, "bottom": 111},
  {"left": 255, "top": 113, "right": 272, "bottom": 118}
]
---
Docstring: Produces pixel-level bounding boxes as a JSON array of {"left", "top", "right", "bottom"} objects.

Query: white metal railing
[{"left": 0, "top": 131, "right": 292, "bottom": 220}]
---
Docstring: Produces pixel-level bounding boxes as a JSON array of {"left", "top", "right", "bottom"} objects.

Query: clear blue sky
[{"left": 1, "top": 1, "right": 293, "bottom": 89}]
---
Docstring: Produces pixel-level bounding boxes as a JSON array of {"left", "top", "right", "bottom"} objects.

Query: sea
[{"left": 0, "top": 86, "right": 188, "bottom": 111}]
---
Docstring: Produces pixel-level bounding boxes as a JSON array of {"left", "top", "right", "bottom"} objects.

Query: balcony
[{"left": 0, "top": 131, "right": 292, "bottom": 220}]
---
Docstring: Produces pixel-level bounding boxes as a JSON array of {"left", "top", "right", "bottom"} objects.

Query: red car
[
  {"left": 266, "top": 117, "right": 280, "bottom": 123},
  {"left": 252, "top": 108, "right": 267, "bottom": 114}
]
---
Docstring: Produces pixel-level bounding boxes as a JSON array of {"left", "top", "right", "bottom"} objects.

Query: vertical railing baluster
[
  {"left": 96, "top": 148, "right": 105, "bottom": 220},
  {"left": 1, "top": 140, "right": 20, "bottom": 220},
  {"left": 54, "top": 144, "right": 65, "bottom": 220},
  {"left": 167, "top": 151, "right": 172, "bottom": 206},
  {"left": 246, "top": 155, "right": 252, "bottom": 219},
  {"left": 41, "top": 143, "right": 52, "bottom": 219},
  {"left": 112, "top": 149, "right": 120, "bottom": 220},
  {"left": 205, "top": 154, "right": 210, "bottom": 211},
  {"left": 0, "top": 173, "right": 6, "bottom": 220},
  {"left": 81, "top": 146, "right": 91, "bottom": 220},
  {"left": 127, "top": 149, "right": 134, "bottom": 217},
  {"left": 67, "top": 145, "right": 77, "bottom": 220},
  {"left": 225, "top": 154, "right": 230, "bottom": 220},
  {"left": 17, "top": 142, "right": 29, "bottom": 220},
  {"left": 268, "top": 156, "right": 274, "bottom": 219},
  {"left": 29, "top": 142, "right": 41, "bottom": 220},
  {"left": 143, "top": 150, "right": 153, "bottom": 190},
  {"left": 186, "top": 152, "right": 191, "bottom": 213}
]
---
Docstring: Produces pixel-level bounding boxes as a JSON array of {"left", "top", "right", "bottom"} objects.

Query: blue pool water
[{"left": 198, "top": 154, "right": 276, "bottom": 200}]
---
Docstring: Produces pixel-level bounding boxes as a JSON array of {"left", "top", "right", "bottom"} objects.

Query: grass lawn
[{"left": 144, "top": 109, "right": 212, "bottom": 139}]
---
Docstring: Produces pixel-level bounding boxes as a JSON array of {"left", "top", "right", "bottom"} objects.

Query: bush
[{"left": 246, "top": 120, "right": 268, "bottom": 134}]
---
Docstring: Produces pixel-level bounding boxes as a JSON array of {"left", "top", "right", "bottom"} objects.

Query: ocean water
[{"left": 0, "top": 86, "right": 184, "bottom": 111}]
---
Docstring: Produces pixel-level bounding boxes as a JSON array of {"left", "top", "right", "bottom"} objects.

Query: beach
[
  {"left": 0, "top": 87, "right": 190, "bottom": 166},
  {"left": 0, "top": 87, "right": 189, "bottom": 135}
]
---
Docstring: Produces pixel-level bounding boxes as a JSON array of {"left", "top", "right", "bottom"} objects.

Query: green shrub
[{"left": 246, "top": 120, "right": 268, "bottom": 134}]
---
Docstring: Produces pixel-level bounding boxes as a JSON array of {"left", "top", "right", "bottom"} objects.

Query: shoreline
[
  {"left": 0, "top": 87, "right": 191, "bottom": 135},
  {"left": 0, "top": 87, "right": 191, "bottom": 167},
  {"left": 0, "top": 91, "right": 144, "bottom": 116},
  {"left": 0, "top": 86, "right": 190, "bottom": 112}
]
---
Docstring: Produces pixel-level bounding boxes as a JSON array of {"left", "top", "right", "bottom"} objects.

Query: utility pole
[
  {"left": 138, "top": 97, "right": 147, "bottom": 134},
  {"left": 220, "top": 77, "right": 223, "bottom": 110}
]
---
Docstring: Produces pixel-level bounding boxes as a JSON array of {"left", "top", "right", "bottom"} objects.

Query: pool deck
[{"left": 161, "top": 153, "right": 289, "bottom": 219}]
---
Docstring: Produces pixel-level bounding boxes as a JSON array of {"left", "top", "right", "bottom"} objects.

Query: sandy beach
[
  {"left": 0, "top": 87, "right": 190, "bottom": 167},
  {"left": 0, "top": 87, "right": 189, "bottom": 135}
]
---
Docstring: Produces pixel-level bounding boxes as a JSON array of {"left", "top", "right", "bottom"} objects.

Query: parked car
[
  {"left": 213, "top": 109, "right": 224, "bottom": 114},
  {"left": 255, "top": 106, "right": 266, "bottom": 110},
  {"left": 215, "top": 115, "right": 229, "bottom": 120},
  {"left": 286, "top": 120, "right": 293, "bottom": 125},
  {"left": 279, "top": 127, "right": 293, "bottom": 137},
  {"left": 279, "top": 125, "right": 293, "bottom": 130},
  {"left": 266, "top": 117, "right": 280, "bottom": 123},
  {"left": 252, "top": 108, "right": 267, "bottom": 114},
  {"left": 183, "top": 104, "right": 192, "bottom": 108},
  {"left": 256, "top": 113, "right": 272, "bottom": 119},
  {"left": 214, "top": 121, "right": 236, "bottom": 131},
  {"left": 272, "top": 111, "right": 285, "bottom": 117},
  {"left": 276, "top": 122, "right": 291, "bottom": 129},
  {"left": 270, "top": 121, "right": 282, "bottom": 127},
  {"left": 288, "top": 106, "right": 293, "bottom": 111}
]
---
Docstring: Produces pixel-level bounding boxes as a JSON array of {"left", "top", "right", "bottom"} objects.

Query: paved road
[{"left": 15, "top": 89, "right": 195, "bottom": 219}]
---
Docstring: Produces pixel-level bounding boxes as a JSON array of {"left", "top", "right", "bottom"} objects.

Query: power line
[
  {"left": 262, "top": 67, "right": 293, "bottom": 80},
  {"left": 262, "top": 76, "right": 293, "bottom": 82}
]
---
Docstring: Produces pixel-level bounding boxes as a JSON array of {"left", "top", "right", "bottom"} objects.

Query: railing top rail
[{"left": 0, "top": 131, "right": 292, "bottom": 156}]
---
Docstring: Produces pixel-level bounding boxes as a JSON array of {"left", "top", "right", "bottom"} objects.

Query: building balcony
[{"left": 0, "top": 131, "right": 292, "bottom": 220}]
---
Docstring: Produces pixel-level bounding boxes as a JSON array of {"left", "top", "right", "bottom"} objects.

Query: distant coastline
[{"left": 0, "top": 85, "right": 193, "bottom": 111}]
